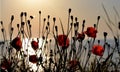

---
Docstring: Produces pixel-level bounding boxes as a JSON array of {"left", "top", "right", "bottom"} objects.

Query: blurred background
[{"left": 0, "top": 0, "right": 120, "bottom": 40}]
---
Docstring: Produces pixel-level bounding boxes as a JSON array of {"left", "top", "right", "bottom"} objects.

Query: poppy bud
[
  {"left": 48, "top": 15, "right": 50, "bottom": 19},
  {"left": 55, "top": 26, "right": 58, "bottom": 32},
  {"left": 11, "top": 15, "right": 14, "bottom": 22},
  {"left": 46, "top": 26, "right": 48, "bottom": 30},
  {"left": 44, "top": 18, "right": 46, "bottom": 22},
  {"left": 11, "top": 27, "right": 14, "bottom": 31},
  {"left": 98, "top": 40, "right": 100, "bottom": 44},
  {"left": 27, "top": 20, "right": 30, "bottom": 25},
  {"left": 1, "top": 28, "right": 4, "bottom": 32},
  {"left": 94, "top": 24, "right": 96, "bottom": 28},
  {"left": 20, "top": 12, "right": 24, "bottom": 17},
  {"left": 39, "top": 11, "right": 41, "bottom": 14},
  {"left": 71, "top": 15, "right": 73, "bottom": 21},
  {"left": 42, "top": 36, "right": 45, "bottom": 40},
  {"left": 103, "top": 32, "right": 107, "bottom": 37},
  {"left": 17, "top": 24, "right": 19, "bottom": 28},
  {"left": 47, "top": 22, "right": 50, "bottom": 26},
  {"left": 39, "top": 54, "right": 43, "bottom": 63},
  {"left": 53, "top": 17, "right": 56, "bottom": 22},
  {"left": 75, "top": 17, "right": 77, "bottom": 22},
  {"left": 97, "top": 16, "right": 100, "bottom": 20},
  {"left": 30, "top": 16, "right": 34, "bottom": 19},
  {"left": 21, "top": 22, "right": 25, "bottom": 26},
  {"left": 0, "top": 21, "right": 3, "bottom": 25},
  {"left": 24, "top": 12, "right": 27, "bottom": 16},
  {"left": 82, "top": 20, "right": 85, "bottom": 27},
  {"left": 69, "top": 8, "right": 71, "bottom": 13},
  {"left": 119, "top": 22, "right": 120, "bottom": 29}
]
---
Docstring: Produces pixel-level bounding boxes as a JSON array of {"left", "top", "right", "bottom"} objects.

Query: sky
[{"left": 0, "top": 0, "right": 120, "bottom": 40}]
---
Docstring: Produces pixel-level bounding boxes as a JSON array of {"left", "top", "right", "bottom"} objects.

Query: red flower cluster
[
  {"left": 69, "top": 60, "right": 79, "bottom": 69},
  {"left": 77, "top": 32, "right": 85, "bottom": 41},
  {"left": 29, "top": 55, "right": 38, "bottom": 63},
  {"left": 1, "top": 60, "right": 11, "bottom": 70},
  {"left": 31, "top": 40, "right": 39, "bottom": 50},
  {"left": 57, "top": 34, "right": 69, "bottom": 49},
  {"left": 85, "top": 27, "right": 97, "bottom": 38},
  {"left": 11, "top": 37, "right": 22, "bottom": 51},
  {"left": 92, "top": 45, "right": 104, "bottom": 56}
]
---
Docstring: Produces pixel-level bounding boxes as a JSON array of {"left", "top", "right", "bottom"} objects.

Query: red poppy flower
[
  {"left": 31, "top": 40, "right": 39, "bottom": 50},
  {"left": 11, "top": 37, "right": 22, "bottom": 51},
  {"left": 69, "top": 60, "right": 79, "bottom": 69},
  {"left": 57, "top": 34, "right": 69, "bottom": 49},
  {"left": 29, "top": 55, "right": 38, "bottom": 63},
  {"left": 77, "top": 32, "right": 85, "bottom": 41},
  {"left": 1, "top": 60, "right": 11, "bottom": 70},
  {"left": 92, "top": 45, "right": 104, "bottom": 56},
  {"left": 85, "top": 27, "right": 97, "bottom": 38}
]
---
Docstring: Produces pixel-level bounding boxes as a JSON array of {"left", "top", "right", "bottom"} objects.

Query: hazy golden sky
[{"left": 0, "top": 0, "right": 120, "bottom": 40}]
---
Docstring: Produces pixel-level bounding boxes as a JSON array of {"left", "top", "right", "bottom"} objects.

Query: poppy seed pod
[{"left": 47, "top": 22, "right": 50, "bottom": 26}]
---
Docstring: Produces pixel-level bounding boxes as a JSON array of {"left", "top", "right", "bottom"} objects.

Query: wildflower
[
  {"left": 69, "top": 60, "right": 79, "bottom": 70},
  {"left": 92, "top": 45, "right": 104, "bottom": 56},
  {"left": 57, "top": 34, "right": 69, "bottom": 49},
  {"left": 1, "top": 59, "right": 11, "bottom": 71},
  {"left": 29, "top": 55, "right": 38, "bottom": 63},
  {"left": 31, "top": 40, "right": 39, "bottom": 50},
  {"left": 85, "top": 27, "right": 97, "bottom": 38},
  {"left": 11, "top": 37, "right": 22, "bottom": 51},
  {"left": 77, "top": 32, "right": 85, "bottom": 41}
]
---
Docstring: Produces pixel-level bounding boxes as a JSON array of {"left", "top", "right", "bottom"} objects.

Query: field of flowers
[{"left": 0, "top": 8, "right": 120, "bottom": 72}]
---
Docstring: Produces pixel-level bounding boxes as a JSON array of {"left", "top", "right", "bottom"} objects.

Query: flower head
[
  {"left": 85, "top": 27, "right": 97, "bottom": 38},
  {"left": 1, "top": 59, "right": 11, "bottom": 70},
  {"left": 57, "top": 34, "right": 69, "bottom": 49},
  {"left": 29, "top": 55, "right": 38, "bottom": 63},
  {"left": 92, "top": 45, "right": 104, "bottom": 56},
  {"left": 68, "top": 60, "right": 79, "bottom": 69},
  {"left": 77, "top": 32, "right": 85, "bottom": 41},
  {"left": 11, "top": 37, "right": 22, "bottom": 51},
  {"left": 31, "top": 40, "right": 39, "bottom": 50}
]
